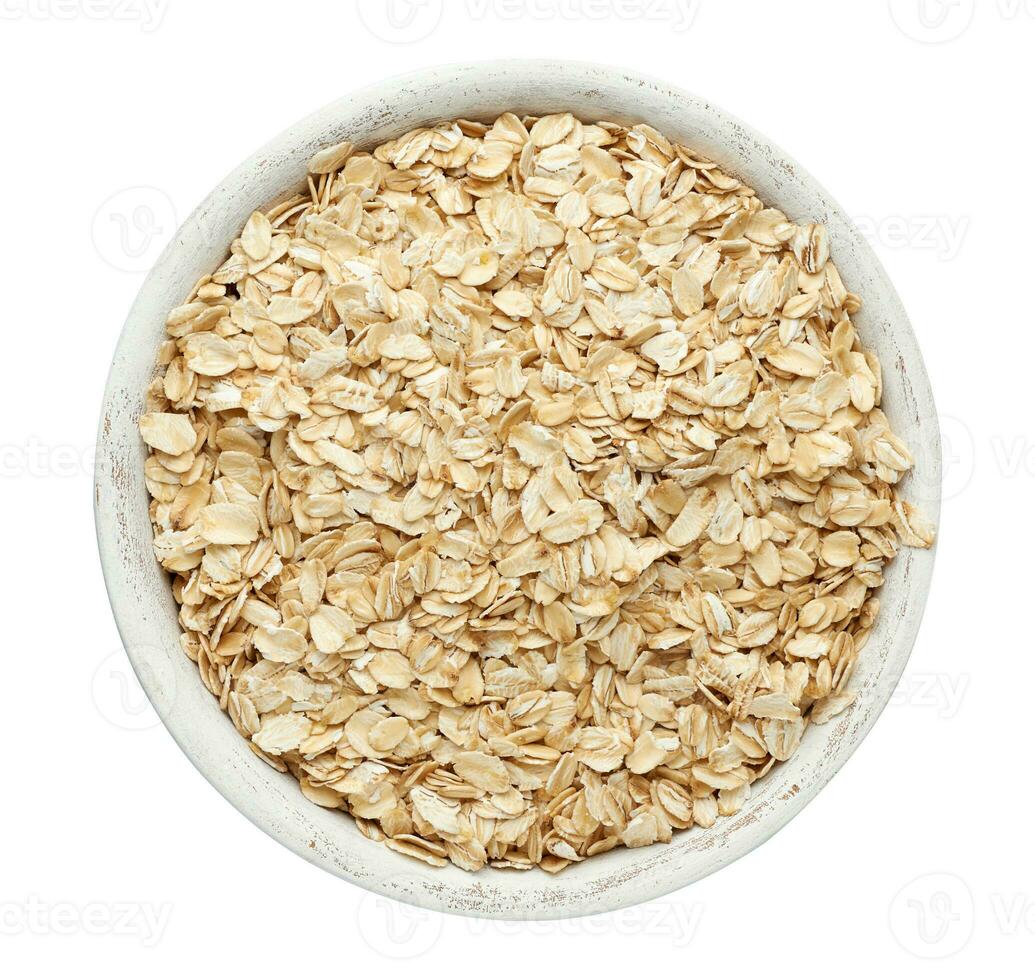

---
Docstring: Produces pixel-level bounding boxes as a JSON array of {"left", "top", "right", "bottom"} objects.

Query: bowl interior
[{"left": 95, "top": 60, "right": 940, "bottom": 919}]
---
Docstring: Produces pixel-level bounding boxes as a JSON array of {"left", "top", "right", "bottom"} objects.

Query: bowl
[{"left": 95, "top": 59, "right": 941, "bottom": 919}]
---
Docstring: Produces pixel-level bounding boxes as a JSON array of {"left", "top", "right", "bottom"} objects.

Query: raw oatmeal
[{"left": 139, "top": 112, "right": 934, "bottom": 872}]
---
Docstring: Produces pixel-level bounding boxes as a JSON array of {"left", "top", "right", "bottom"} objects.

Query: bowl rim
[{"left": 95, "top": 58, "right": 941, "bottom": 920}]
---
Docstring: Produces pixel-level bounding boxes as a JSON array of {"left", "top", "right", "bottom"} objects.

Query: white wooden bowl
[{"left": 95, "top": 60, "right": 940, "bottom": 919}]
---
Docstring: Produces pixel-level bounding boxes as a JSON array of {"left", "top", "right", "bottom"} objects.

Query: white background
[{"left": 1, "top": 0, "right": 1030, "bottom": 974}]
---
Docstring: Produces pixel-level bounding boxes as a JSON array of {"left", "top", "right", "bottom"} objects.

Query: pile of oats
[{"left": 140, "top": 113, "right": 934, "bottom": 872}]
